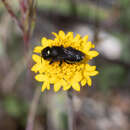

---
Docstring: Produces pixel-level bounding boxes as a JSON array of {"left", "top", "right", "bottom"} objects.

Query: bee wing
[
  {"left": 64, "top": 47, "right": 85, "bottom": 62},
  {"left": 64, "top": 47, "right": 76, "bottom": 57}
]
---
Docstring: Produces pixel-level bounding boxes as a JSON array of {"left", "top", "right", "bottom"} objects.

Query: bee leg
[
  {"left": 61, "top": 45, "right": 64, "bottom": 48},
  {"left": 64, "top": 60, "right": 72, "bottom": 64},
  {"left": 59, "top": 61, "right": 62, "bottom": 66},
  {"left": 49, "top": 60, "right": 54, "bottom": 65}
]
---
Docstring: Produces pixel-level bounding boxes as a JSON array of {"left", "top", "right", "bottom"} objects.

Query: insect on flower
[
  {"left": 41, "top": 46, "right": 85, "bottom": 66},
  {"left": 31, "top": 31, "right": 99, "bottom": 92}
]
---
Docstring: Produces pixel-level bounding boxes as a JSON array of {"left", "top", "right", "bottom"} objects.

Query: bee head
[{"left": 41, "top": 47, "right": 52, "bottom": 59}]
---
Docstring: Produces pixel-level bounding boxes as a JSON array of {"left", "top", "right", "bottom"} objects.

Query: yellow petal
[
  {"left": 81, "top": 79, "right": 87, "bottom": 86},
  {"left": 31, "top": 64, "right": 41, "bottom": 73},
  {"left": 52, "top": 32, "right": 58, "bottom": 37},
  {"left": 54, "top": 82, "right": 61, "bottom": 92},
  {"left": 49, "top": 76, "right": 58, "bottom": 84},
  {"left": 47, "top": 85, "right": 50, "bottom": 90},
  {"left": 32, "top": 54, "right": 41, "bottom": 63},
  {"left": 88, "top": 71, "right": 99, "bottom": 76},
  {"left": 72, "top": 72, "right": 82, "bottom": 82},
  {"left": 84, "top": 41, "right": 92, "bottom": 52},
  {"left": 74, "top": 34, "right": 81, "bottom": 41},
  {"left": 41, "top": 82, "right": 48, "bottom": 92},
  {"left": 41, "top": 37, "right": 48, "bottom": 46},
  {"left": 33, "top": 46, "right": 43, "bottom": 53},
  {"left": 83, "top": 35, "right": 88, "bottom": 42},
  {"left": 35, "top": 74, "right": 47, "bottom": 82},
  {"left": 63, "top": 84, "right": 71, "bottom": 91},
  {"left": 86, "top": 76, "right": 92, "bottom": 86},
  {"left": 85, "top": 65, "right": 96, "bottom": 71},
  {"left": 92, "top": 44, "right": 95, "bottom": 48},
  {"left": 66, "top": 32, "right": 73, "bottom": 39},
  {"left": 88, "top": 51, "right": 99, "bottom": 58},
  {"left": 59, "top": 30, "right": 65, "bottom": 37},
  {"left": 72, "top": 82, "right": 80, "bottom": 91},
  {"left": 62, "top": 80, "right": 71, "bottom": 91}
]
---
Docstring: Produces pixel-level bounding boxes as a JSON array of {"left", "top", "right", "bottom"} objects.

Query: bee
[{"left": 41, "top": 46, "right": 85, "bottom": 66}]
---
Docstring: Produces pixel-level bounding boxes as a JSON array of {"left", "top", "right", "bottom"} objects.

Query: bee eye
[{"left": 47, "top": 50, "right": 50, "bottom": 55}]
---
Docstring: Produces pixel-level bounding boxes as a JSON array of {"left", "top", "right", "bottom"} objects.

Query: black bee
[{"left": 41, "top": 46, "right": 85, "bottom": 66}]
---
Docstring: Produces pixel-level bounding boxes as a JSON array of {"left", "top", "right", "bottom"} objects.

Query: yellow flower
[{"left": 31, "top": 31, "right": 99, "bottom": 92}]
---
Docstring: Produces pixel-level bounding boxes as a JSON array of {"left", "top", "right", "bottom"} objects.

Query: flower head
[{"left": 31, "top": 31, "right": 99, "bottom": 92}]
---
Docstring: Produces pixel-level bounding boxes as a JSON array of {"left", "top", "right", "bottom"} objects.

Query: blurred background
[{"left": 0, "top": 0, "right": 130, "bottom": 130}]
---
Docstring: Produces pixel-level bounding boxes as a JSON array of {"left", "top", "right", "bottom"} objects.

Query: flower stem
[
  {"left": 67, "top": 90, "right": 74, "bottom": 130},
  {"left": 1, "top": 0, "right": 24, "bottom": 32},
  {"left": 25, "top": 87, "right": 41, "bottom": 130}
]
